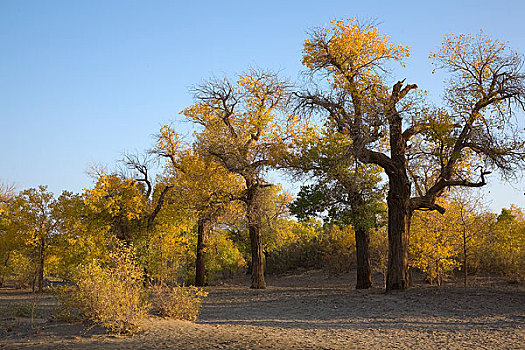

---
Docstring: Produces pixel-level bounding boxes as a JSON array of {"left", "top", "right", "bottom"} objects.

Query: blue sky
[{"left": 1, "top": 0, "right": 524, "bottom": 212}]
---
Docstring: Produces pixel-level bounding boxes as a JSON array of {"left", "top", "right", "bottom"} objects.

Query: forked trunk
[
  {"left": 195, "top": 218, "right": 208, "bottom": 286},
  {"left": 386, "top": 174, "right": 412, "bottom": 291},
  {"left": 355, "top": 226, "right": 372, "bottom": 289},
  {"left": 382, "top": 81, "right": 417, "bottom": 291}
]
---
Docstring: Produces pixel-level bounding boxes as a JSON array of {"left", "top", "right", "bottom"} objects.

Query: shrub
[
  {"left": 319, "top": 224, "right": 356, "bottom": 275},
  {"left": 5, "top": 251, "right": 34, "bottom": 288},
  {"left": 369, "top": 227, "right": 388, "bottom": 286},
  {"left": 410, "top": 207, "right": 461, "bottom": 286},
  {"left": 59, "top": 246, "right": 149, "bottom": 334},
  {"left": 140, "top": 222, "right": 196, "bottom": 285},
  {"left": 150, "top": 284, "right": 207, "bottom": 321},
  {"left": 482, "top": 206, "right": 525, "bottom": 282},
  {"left": 2, "top": 301, "right": 44, "bottom": 319},
  {"left": 266, "top": 240, "right": 322, "bottom": 274},
  {"left": 52, "top": 285, "right": 81, "bottom": 322},
  {"left": 266, "top": 222, "right": 357, "bottom": 275},
  {"left": 205, "top": 230, "right": 246, "bottom": 281}
]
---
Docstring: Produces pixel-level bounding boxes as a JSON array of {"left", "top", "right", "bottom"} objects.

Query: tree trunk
[
  {"left": 0, "top": 251, "right": 10, "bottom": 287},
  {"left": 386, "top": 174, "right": 412, "bottom": 291},
  {"left": 36, "top": 237, "right": 45, "bottom": 293},
  {"left": 463, "top": 229, "right": 468, "bottom": 287},
  {"left": 249, "top": 222, "right": 265, "bottom": 289},
  {"left": 195, "top": 218, "right": 208, "bottom": 286},
  {"left": 355, "top": 226, "right": 372, "bottom": 289},
  {"left": 246, "top": 185, "right": 266, "bottom": 289}
]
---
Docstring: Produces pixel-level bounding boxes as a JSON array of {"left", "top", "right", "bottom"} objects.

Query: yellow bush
[
  {"left": 479, "top": 206, "right": 525, "bottom": 281},
  {"left": 320, "top": 224, "right": 356, "bottom": 275},
  {"left": 150, "top": 284, "right": 207, "bottom": 321},
  {"left": 142, "top": 221, "right": 195, "bottom": 285},
  {"left": 410, "top": 201, "right": 461, "bottom": 285},
  {"left": 7, "top": 251, "right": 34, "bottom": 288},
  {"left": 63, "top": 246, "right": 149, "bottom": 334},
  {"left": 205, "top": 230, "right": 246, "bottom": 280}
]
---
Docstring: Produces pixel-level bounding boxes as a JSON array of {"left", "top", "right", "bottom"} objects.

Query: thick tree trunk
[
  {"left": 249, "top": 221, "right": 265, "bottom": 289},
  {"left": 386, "top": 174, "right": 412, "bottom": 291},
  {"left": 384, "top": 91, "right": 414, "bottom": 292},
  {"left": 246, "top": 185, "right": 266, "bottom": 289},
  {"left": 355, "top": 226, "right": 372, "bottom": 289},
  {"left": 195, "top": 218, "right": 208, "bottom": 286}
]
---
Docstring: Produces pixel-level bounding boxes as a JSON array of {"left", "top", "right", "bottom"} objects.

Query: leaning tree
[{"left": 298, "top": 19, "right": 525, "bottom": 290}]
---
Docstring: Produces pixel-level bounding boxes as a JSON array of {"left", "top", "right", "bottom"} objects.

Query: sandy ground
[{"left": 0, "top": 270, "right": 524, "bottom": 349}]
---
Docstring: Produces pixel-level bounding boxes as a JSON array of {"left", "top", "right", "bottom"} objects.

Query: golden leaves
[
  {"left": 303, "top": 18, "right": 410, "bottom": 91},
  {"left": 182, "top": 70, "right": 310, "bottom": 176},
  {"left": 430, "top": 31, "right": 521, "bottom": 113},
  {"left": 156, "top": 125, "right": 183, "bottom": 160},
  {"left": 83, "top": 173, "right": 144, "bottom": 220},
  {"left": 410, "top": 198, "right": 465, "bottom": 284}
]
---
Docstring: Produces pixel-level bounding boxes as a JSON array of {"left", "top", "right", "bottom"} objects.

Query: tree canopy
[{"left": 297, "top": 18, "right": 525, "bottom": 290}]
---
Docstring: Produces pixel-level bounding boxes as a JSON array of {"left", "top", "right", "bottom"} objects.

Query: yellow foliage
[
  {"left": 410, "top": 199, "right": 465, "bottom": 285},
  {"left": 62, "top": 245, "right": 150, "bottom": 334},
  {"left": 150, "top": 284, "right": 207, "bottom": 321},
  {"left": 486, "top": 205, "right": 525, "bottom": 281},
  {"left": 84, "top": 173, "right": 144, "bottom": 220},
  {"left": 145, "top": 221, "right": 195, "bottom": 284},
  {"left": 303, "top": 18, "right": 409, "bottom": 94},
  {"left": 205, "top": 230, "right": 246, "bottom": 280},
  {"left": 430, "top": 31, "right": 521, "bottom": 125},
  {"left": 182, "top": 70, "right": 311, "bottom": 175}
]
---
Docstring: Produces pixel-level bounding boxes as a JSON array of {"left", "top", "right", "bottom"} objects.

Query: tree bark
[
  {"left": 463, "top": 228, "right": 468, "bottom": 287},
  {"left": 385, "top": 174, "right": 412, "bottom": 291},
  {"left": 195, "top": 218, "right": 208, "bottom": 286},
  {"left": 1, "top": 251, "right": 10, "bottom": 287},
  {"left": 36, "top": 237, "right": 45, "bottom": 293},
  {"left": 146, "top": 184, "right": 172, "bottom": 233},
  {"left": 384, "top": 89, "right": 413, "bottom": 292},
  {"left": 355, "top": 226, "right": 372, "bottom": 289},
  {"left": 246, "top": 185, "right": 266, "bottom": 289}
]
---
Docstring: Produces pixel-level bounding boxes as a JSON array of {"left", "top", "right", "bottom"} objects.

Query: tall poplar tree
[
  {"left": 298, "top": 19, "right": 525, "bottom": 290},
  {"left": 184, "top": 69, "right": 306, "bottom": 288}
]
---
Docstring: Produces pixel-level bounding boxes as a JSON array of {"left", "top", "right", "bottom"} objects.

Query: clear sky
[{"left": 1, "top": 0, "right": 524, "bottom": 212}]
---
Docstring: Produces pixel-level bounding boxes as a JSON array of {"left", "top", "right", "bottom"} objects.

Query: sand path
[{"left": 1, "top": 271, "right": 524, "bottom": 349}]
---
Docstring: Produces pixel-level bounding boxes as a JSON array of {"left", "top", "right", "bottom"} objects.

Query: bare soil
[{"left": 1, "top": 270, "right": 524, "bottom": 349}]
